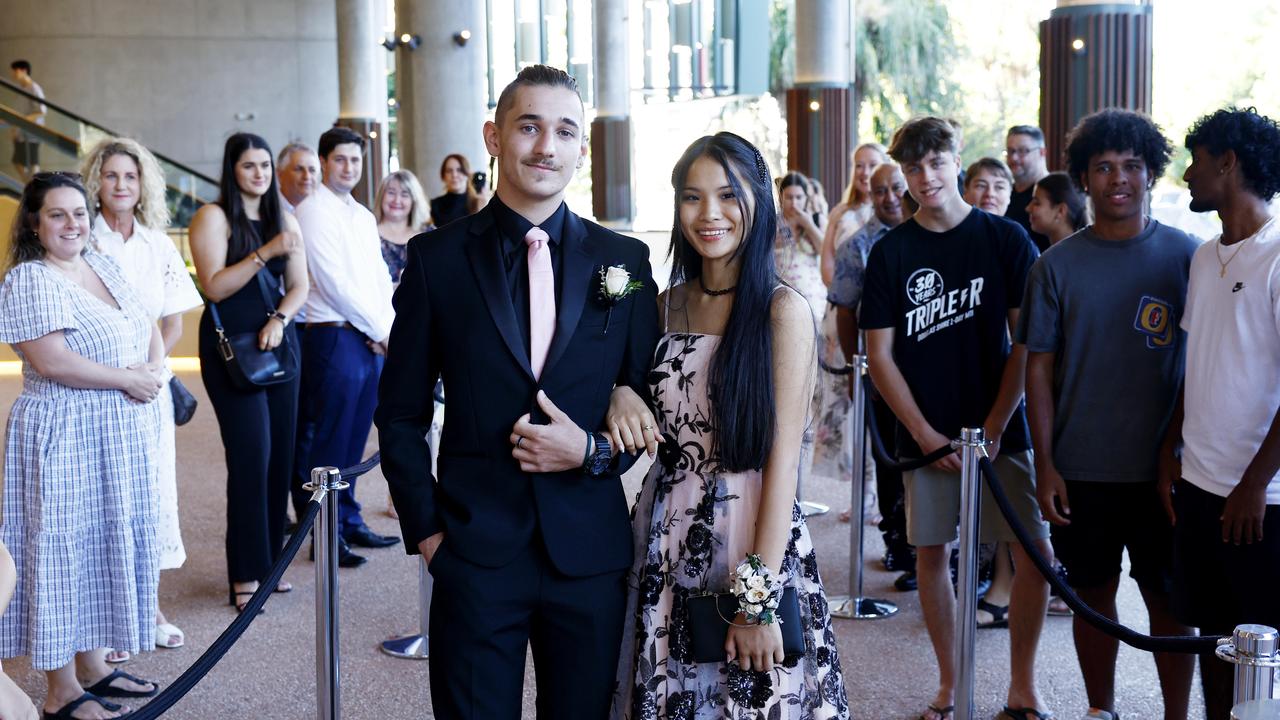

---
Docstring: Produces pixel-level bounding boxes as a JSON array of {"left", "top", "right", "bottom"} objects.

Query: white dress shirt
[
  {"left": 91, "top": 214, "right": 203, "bottom": 322},
  {"left": 295, "top": 183, "right": 394, "bottom": 343}
]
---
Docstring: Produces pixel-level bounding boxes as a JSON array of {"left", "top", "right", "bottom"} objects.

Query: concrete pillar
[
  {"left": 1040, "top": 1, "right": 1152, "bottom": 171},
  {"left": 786, "top": 0, "right": 853, "bottom": 208},
  {"left": 591, "top": 0, "right": 632, "bottom": 225},
  {"left": 335, "top": 0, "right": 386, "bottom": 206},
  {"left": 395, "top": 0, "right": 489, "bottom": 200}
]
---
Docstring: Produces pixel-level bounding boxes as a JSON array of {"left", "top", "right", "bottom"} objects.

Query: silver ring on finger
[{"left": 516, "top": 436, "right": 525, "bottom": 449}]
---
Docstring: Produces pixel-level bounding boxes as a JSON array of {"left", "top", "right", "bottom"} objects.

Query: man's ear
[{"left": 483, "top": 120, "right": 501, "bottom": 158}]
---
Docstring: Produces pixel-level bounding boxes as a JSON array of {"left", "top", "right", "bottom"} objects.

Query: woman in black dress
[
  {"left": 428, "top": 153, "right": 482, "bottom": 226},
  {"left": 189, "top": 133, "right": 308, "bottom": 612}
]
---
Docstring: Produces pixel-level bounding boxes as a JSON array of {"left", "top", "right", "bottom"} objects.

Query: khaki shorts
[{"left": 903, "top": 450, "right": 1050, "bottom": 547}]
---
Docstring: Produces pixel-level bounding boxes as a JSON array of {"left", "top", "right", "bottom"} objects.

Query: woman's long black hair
[
  {"left": 217, "top": 133, "right": 283, "bottom": 264},
  {"left": 668, "top": 132, "right": 779, "bottom": 472}
]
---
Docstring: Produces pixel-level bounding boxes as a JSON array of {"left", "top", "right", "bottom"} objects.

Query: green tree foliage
[{"left": 854, "top": 0, "right": 960, "bottom": 143}]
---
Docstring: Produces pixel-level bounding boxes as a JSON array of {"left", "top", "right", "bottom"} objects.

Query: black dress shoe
[
  {"left": 894, "top": 570, "right": 918, "bottom": 592},
  {"left": 310, "top": 537, "right": 367, "bottom": 567},
  {"left": 338, "top": 539, "right": 368, "bottom": 568},
  {"left": 344, "top": 526, "right": 400, "bottom": 549}
]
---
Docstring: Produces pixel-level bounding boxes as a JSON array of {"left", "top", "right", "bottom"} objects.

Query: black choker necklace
[{"left": 699, "top": 277, "right": 736, "bottom": 296}]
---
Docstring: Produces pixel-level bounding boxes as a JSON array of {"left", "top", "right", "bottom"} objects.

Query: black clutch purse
[
  {"left": 169, "top": 375, "right": 197, "bottom": 425},
  {"left": 208, "top": 270, "right": 298, "bottom": 392},
  {"left": 686, "top": 586, "right": 806, "bottom": 664}
]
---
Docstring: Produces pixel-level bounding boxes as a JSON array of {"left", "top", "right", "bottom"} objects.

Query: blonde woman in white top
[{"left": 83, "top": 138, "right": 202, "bottom": 657}]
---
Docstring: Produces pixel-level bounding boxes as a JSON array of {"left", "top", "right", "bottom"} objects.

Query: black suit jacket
[{"left": 375, "top": 203, "right": 660, "bottom": 577}]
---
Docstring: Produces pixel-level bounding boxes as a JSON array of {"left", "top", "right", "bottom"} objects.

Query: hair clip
[{"left": 752, "top": 148, "right": 769, "bottom": 182}]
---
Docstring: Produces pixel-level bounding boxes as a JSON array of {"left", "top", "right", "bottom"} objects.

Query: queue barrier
[{"left": 844, "top": 353, "right": 1276, "bottom": 720}]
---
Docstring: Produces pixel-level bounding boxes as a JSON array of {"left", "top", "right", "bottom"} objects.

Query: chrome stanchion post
[
  {"left": 953, "top": 427, "right": 986, "bottom": 720},
  {"left": 1218, "top": 624, "right": 1280, "bottom": 717},
  {"left": 830, "top": 356, "right": 897, "bottom": 620},
  {"left": 305, "top": 466, "right": 348, "bottom": 720},
  {"left": 380, "top": 556, "right": 432, "bottom": 659}
]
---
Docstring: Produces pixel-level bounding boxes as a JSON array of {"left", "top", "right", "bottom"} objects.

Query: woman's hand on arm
[
  {"left": 605, "top": 385, "right": 659, "bottom": 457},
  {"left": 17, "top": 331, "right": 161, "bottom": 401},
  {"left": 189, "top": 205, "right": 258, "bottom": 303}
]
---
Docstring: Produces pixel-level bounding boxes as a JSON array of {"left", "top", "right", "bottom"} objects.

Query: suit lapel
[
  {"left": 465, "top": 208, "right": 535, "bottom": 380},
  {"left": 542, "top": 212, "right": 596, "bottom": 377}
]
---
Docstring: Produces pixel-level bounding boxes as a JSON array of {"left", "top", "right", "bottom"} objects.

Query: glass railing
[{"left": 0, "top": 78, "right": 218, "bottom": 258}]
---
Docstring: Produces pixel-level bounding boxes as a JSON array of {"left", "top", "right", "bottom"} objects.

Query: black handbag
[
  {"left": 169, "top": 375, "right": 197, "bottom": 425},
  {"left": 208, "top": 270, "right": 298, "bottom": 391},
  {"left": 686, "top": 586, "right": 806, "bottom": 664}
]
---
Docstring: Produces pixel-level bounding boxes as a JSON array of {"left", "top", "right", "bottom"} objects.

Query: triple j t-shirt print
[{"left": 861, "top": 207, "right": 1039, "bottom": 458}]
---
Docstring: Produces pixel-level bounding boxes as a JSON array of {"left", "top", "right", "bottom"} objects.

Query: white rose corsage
[
  {"left": 732, "top": 554, "right": 783, "bottom": 625},
  {"left": 596, "top": 264, "right": 643, "bottom": 334}
]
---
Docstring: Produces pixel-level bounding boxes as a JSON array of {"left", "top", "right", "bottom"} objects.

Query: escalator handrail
[
  {"left": 0, "top": 101, "right": 79, "bottom": 154},
  {"left": 0, "top": 77, "right": 218, "bottom": 188}
]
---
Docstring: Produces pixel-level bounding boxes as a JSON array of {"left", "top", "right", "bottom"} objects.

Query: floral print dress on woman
[{"left": 612, "top": 332, "right": 850, "bottom": 720}]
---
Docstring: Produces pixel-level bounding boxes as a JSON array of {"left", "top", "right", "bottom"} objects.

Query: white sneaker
[{"left": 1083, "top": 710, "right": 1118, "bottom": 720}]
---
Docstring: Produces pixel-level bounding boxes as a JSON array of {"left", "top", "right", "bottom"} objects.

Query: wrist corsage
[
  {"left": 597, "top": 265, "right": 643, "bottom": 335},
  {"left": 732, "top": 554, "right": 783, "bottom": 625}
]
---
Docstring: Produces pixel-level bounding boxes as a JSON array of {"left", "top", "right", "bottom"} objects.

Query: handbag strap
[{"left": 208, "top": 264, "right": 282, "bottom": 332}]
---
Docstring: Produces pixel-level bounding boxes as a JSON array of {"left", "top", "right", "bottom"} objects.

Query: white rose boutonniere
[{"left": 596, "top": 264, "right": 643, "bottom": 335}]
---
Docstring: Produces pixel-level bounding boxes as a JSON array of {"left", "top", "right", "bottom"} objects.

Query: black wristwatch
[{"left": 586, "top": 432, "right": 612, "bottom": 476}]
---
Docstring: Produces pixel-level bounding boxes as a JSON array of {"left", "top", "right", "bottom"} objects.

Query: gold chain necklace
[{"left": 1216, "top": 217, "right": 1276, "bottom": 278}]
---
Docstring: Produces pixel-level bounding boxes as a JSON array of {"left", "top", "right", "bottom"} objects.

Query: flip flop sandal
[
  {"left": 977, "top": 599, "right": 1009, "bottom": 629},
  {"left": 155, "top": 621, "right": 185, "bottom": 649},
  {"left": 999, "top": 706, "right": 1055, "bottom": 719},
  {"left": 42, "top": 691, "right": 125, "bottom": 719},
  {"left": 84, "top": 669, "right": 160, "bottom": 699},
  {"left": 274, "top": 582, "right": 293, "bottom": 594},
  {"left": 919, "top": 704, "right": 954, "bottom": 720}
]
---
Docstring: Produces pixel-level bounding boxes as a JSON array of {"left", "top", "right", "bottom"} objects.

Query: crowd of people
[{"left": 0, "top": 58, "right": 1278, "bottom": 720}]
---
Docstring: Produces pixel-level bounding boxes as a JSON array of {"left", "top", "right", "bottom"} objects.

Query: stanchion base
[
  {"left": 380, "top": 633, "right": 429, "bottom": 659},
  {"left": 828, "top": 595, "right": 899, "bottom": 620},
  {"left": 799, "top": 501, "right": 830, "bottom": 518}
]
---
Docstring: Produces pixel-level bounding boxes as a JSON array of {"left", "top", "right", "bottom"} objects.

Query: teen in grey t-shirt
[{"left": 1016, "top": 220, "right": 1198, "bottom": 482}]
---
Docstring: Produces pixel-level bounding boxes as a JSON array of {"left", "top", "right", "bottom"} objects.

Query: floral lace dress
[{"left": 612, "top": 332, "right": 849, "bottom": 720}]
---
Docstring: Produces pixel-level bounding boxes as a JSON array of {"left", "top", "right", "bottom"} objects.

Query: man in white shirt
[
  {"left": 295, "top": 126, "right": 399, "bottom": 563},
  {"left": 1162, "top": 107, "right": 1280, "bottom": 720},
  {"left": 277, "top": 142, "right": 320, "bottom": 215}
]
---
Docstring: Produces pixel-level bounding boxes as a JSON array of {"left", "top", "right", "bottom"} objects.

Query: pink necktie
[{"left": 525, "top": 227, "right": 556, "bottom": 379}]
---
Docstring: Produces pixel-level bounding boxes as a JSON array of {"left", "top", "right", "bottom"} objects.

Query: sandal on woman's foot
[
  {"left": 84, "top": 669, "right": 160, "bottom": 699},
  {"left": 998, "top": 706, "right": 1054, "bottom": 720},
  {"left": 228, "top": 589, "right": 263, "bottom": 615},
  {"left": 155, "top": 622, "right": 184, "bottom": 649},
  {"left": 273, "top": 581, "right": 292, "bottom": 594},
  {"left": 977, "top": 599, "right": 1009, "bottom": 629},
  {"left": 42, "top": 692, "right": 125, "bottom": 719},
  {"left": 919, "top": 704, "right": 953, "bottom": 720},
  {"left": 1047, "top": 596, "right": 1073, "bottom": 616},
  {"left": 103, "top": 648, "right": 130, "bottom": 664}
]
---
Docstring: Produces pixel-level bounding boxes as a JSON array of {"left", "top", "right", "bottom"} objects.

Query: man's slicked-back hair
[
  {"left": 317, "top": 126, "right": 365, "bottom": 159},
  {"left": 1064, "top": 109, "right": 1172, "bottom": 191},
  {"left": 888, "top": 117, "right": 960, "bottom": 165},
  {"left": 1007, "top": 125, "right": 1045, "bottom": 144},
  {"left": 494, "top": 65, "right": 581, "bottom": 126},
  {"left": 1185, "top": 107, "right": 1280, "bottom": 201}
]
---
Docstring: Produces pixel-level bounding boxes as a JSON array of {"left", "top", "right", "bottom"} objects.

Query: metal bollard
[
  {"left": 1218, "top": 624, "right": 1280, "bottom": 716},
  {"left": 304, "top": 466, "right": 349, "bottom": 720},
  {"left": 829, "top": 356, "right": 898, "bottom": 620},
  {"left": 952, "top": 427, "right": 987, "bottom": 720},
  {"left": 379, "top": 556, "right": 432, "bottom": 659}
]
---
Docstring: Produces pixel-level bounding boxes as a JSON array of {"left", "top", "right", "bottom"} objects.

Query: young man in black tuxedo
[{"left": 375, "top": 65, "right": 660, "bottom": 719}]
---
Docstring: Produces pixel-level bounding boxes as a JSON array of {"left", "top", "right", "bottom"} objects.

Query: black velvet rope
[
  {"left": 858, "top": 375, "right": 956, "bottom": 472},
  {"left": 131, "top": 453, "right": 380, "bottom": 718},
  {"left": 977, "top": 457, "right": 1223, "bottom": 655}
]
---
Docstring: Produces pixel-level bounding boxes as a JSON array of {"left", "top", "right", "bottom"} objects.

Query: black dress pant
[
  {"left": 427, "top": 539, "right": 627, "bottom": 719},
  {"left": 200, "top": 321, "right": 299, "bottom": 585}
]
